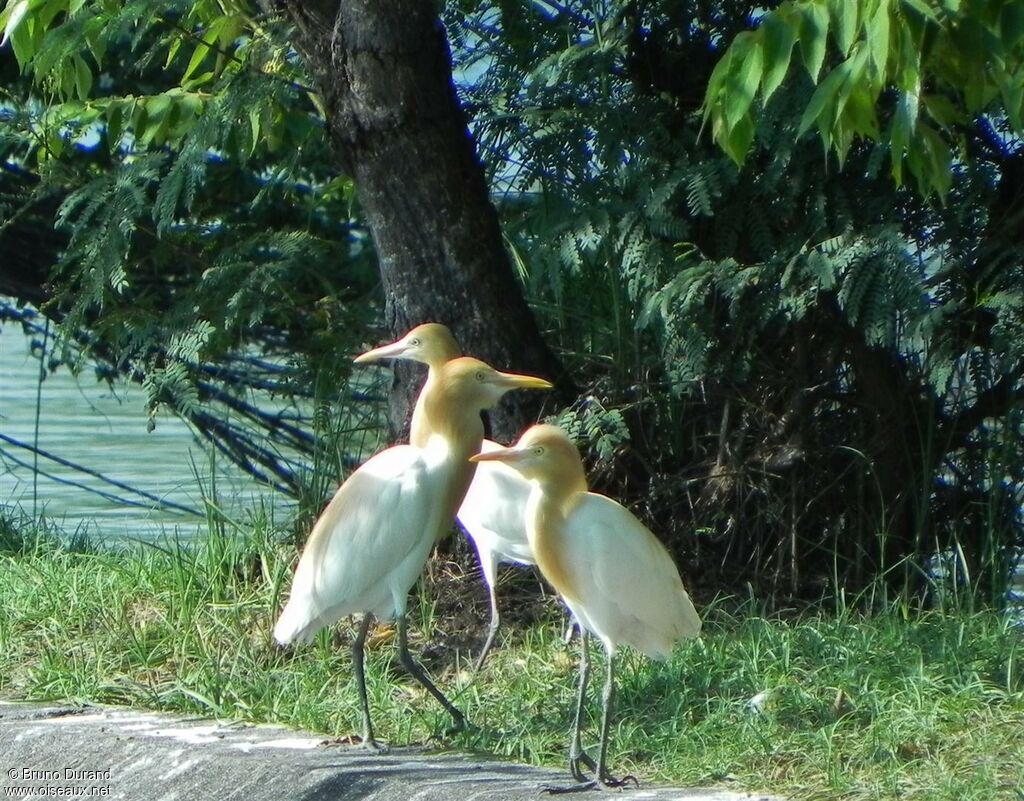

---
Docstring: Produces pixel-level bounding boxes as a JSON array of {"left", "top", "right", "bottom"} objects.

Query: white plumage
[
  {"left": 543, "top": 491, "right": 700, "bottom": 660},
  {"left": 273, "top": 443, "right": 450, "bottom": 644}
]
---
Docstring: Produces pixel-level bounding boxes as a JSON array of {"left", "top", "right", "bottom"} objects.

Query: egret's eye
[
  {"left": 475, "top": 371, "right": 486, "bottom": 382},
  {"left": 408, "top": 338, "right": 421, "bottom": 347},
  {"left": 533, "top": 446, "right": 545, "bottom": 456}
]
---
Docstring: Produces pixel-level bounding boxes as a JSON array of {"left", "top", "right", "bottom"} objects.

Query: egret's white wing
[
  {"left": 274, "top": 445, "right": 447, "bottom": 644},
  {"left": 458, "top": 439, "right": 534, "bottom": 566},
  {"left": 562, "top": 493, "right": 700, "bottom": 658}
]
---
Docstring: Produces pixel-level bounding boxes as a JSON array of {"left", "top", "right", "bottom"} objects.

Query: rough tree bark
[{"left": 278, "top": 0, "right": 573, "bottom": 442}]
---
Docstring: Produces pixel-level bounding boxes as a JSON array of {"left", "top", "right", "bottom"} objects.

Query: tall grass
[{"left": 1, "top": 508, "right": 1022, "bottom": 801}]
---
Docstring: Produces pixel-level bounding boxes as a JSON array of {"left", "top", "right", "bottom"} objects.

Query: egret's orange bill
[{"left": 492, "top": 372, "right": 553, "bottom": 391}]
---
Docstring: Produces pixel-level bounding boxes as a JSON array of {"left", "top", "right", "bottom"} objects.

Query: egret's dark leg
[
  {"left": 473, "top": 582, "right": 501, "bottom": 672},
  {"left": 594, "top": 651, "right": 637, "bottom": 790},
  {"left": 351, "top": 614, "right": 386, "bottom": 752},
  {"left": 569, "top": 631, "right": 596, "bottom": 780},
  {"left": 395, "top": 613, "right": 466, "bottom": 734},
  {"left": 543, "top": 632, "right": 598, "bottom": 794},
  {"left": 545, "top": 646, "right": 637, "bottom": 794}
]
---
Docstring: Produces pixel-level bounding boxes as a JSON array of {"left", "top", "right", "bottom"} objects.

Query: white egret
[
  {"left": 355, "top": 323, "right": 578, "bottom": 670},
  {"left": 273, "top": 356, "right": 552, "bottom": 749},
  {"left": 471, "top": 424, "right": 701, "bottom": 791}
]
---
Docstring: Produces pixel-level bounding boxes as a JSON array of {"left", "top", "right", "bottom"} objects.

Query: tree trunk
[{"left": 280, "top": 0, "right": 573, "bottom": 442}]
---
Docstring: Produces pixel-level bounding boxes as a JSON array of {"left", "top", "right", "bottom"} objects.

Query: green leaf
[
  {"left": 165, "top": 36, "right": 182, "bottom": 69},
  {"left": 998, "top": 70, "right": 1024, "bottom": 132},
  {"left": 920, "top": 93, "right": 961, "bottom": 129},
  {"left": 724, "top": 33, "right": 763, "bottom": 129},
  {"left": 832, "top": 45, "right": 870, "bottom": 120},
  {"left": 797, "top": 58, "right": 848, "bottom": 138},
  {"left": 828, "top": 0, "right": 859, "bottom": 56},
  {"left": 1002, "top": 2, "right": 1024, "bottom": 48},
  {"left": 867, "top": 0, "right": 892, "bottom": 73},
  {"left": 799, "top": 1, "right": 831, "bottom": 81},
  {"left": 248, "top": 107, "right": 260, "bottom": 155},
  {"left": 889, "top": 88, "right": 918, "bottom": 183},
  {"left": 0, "top": 0, "right": 29, "bottom": 48},
  {"left": 723, "top": 113, "right": 755, "bottom": 166},
  {"left": 73, "top": 55, "right": 92, "bottom": 101},
  {"left": 761, "top": 10, "right": 798, "bottom": 101},
  {"left": 183, "top": 18, "right": 228, "bottom": 84},
  {"left": 906, "top": 122, "right": 951, "bottom": 198},
  {"left": 920, "top": 124, "right": 952, "bottom": 199},
  {"left": 106, "top": 101, "right": 123, "bottom": 151},
  {"left": 901, "top": 0, "right": 938, "bottom": 23},
  {"left": 6, "top": 3, "right": 35, "bottom": 66},
  {"left": 703, "top": 37, "right": 741, "bottom": 121},
  {"left": 892, "top": 12, "right": 921, "bottom": 92}
]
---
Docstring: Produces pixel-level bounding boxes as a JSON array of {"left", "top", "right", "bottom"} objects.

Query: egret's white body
[
  {"left": 273, "top": 441, "right": 453, "bottom": 643},
  {"left": 355, "top": 323, "right": 567, "bottom": 668},
  {"left": 457, "top": 440, "right": 535, "bottom": 585},
  {"left": 472, "top": 424, "right": 700, "bottom": 790},
  {"left": 273, "top": 352, "right": 552, "bottom": 748},
  {"left": 537, "top": 491, "right": 700, "bottom": 660}
]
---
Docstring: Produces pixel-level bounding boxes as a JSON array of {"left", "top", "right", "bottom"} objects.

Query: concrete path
[{"left": 0, "top": 701, "right": 779, "bottom": 801}]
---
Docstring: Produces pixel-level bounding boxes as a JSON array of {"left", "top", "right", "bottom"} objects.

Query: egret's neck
[
  {"left": 417, "top": 376, "right": 484, "bottom": 458},
  {"left": 416, "top": 375, "right": 485, "bottom": 528},
  {"left": 408, "top": 367, "right": 438, "bottom": 449},
  {"left": 526, "top": 483, "right": 587, "bottom": 605},
  {"left": 409, "top": 351, "right": 459, "bottom": 448}
]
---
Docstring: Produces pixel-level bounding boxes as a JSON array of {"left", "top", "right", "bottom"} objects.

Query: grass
[{"left": 1, "top": 513, "right": 1022, "bottom": 801}]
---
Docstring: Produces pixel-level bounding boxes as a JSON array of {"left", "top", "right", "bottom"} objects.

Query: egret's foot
[
  {"left": 569, "top": 750, "right": 596, "bottom": 782},
  {"left": 361, "top": 736, "right": 390, "bottom": 754},
  {"left": 597, "top": 772, "right": 638, "bottom": 790},
  {"left": 543, "top": 780, "right": 597, "bottom": 795},
  {"left": 320, "top": 733, "right": 390, "bottom": 753},
  {"left": 543, "top": 771, "right": 638, "bottom": 794}
]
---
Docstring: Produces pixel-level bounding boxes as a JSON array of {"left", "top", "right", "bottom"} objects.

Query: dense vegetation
[{"left": 1, "top": 0, "right": 1022, "bottom": 604}]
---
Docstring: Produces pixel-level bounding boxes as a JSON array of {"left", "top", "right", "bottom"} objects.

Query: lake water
[{"left": 0, "top": 318, "right": 294, "bottom": 542}]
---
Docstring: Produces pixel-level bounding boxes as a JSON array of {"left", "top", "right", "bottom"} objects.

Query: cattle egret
[
  {"left": 355, "top": 323, "right": 577, "bottom": 670},
  {"left": 471, "top": 424, "right": 701, "bottom": 791},
  {"left": 273, "top": 357, "right": 552, "bottom": 750}
]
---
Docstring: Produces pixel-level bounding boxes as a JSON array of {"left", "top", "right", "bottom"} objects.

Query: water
[{"left": 0, "top": 321, "right": 288, "bottom": 542}]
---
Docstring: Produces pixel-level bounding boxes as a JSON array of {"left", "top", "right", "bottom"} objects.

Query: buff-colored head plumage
[{"left": 354, "top": 323, "right": 461, "bottom": 370}]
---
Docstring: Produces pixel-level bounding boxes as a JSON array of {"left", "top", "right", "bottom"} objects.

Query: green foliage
[
  {"left": 448, "top": 0, "right": 1024, "bottom": 599},
  {"left": 0, "top": 0, "right": 379, "bottom": 492},
  {"left": 554, "top": 396, "right": 631, "bottom": 464},
  {"left": 703, "top": 0, "right": 1024, "bottom": 198}
]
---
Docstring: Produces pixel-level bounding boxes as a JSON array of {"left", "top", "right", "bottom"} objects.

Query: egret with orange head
[
  {"left": 472, "top": 424, "right": 700, "bottom": 791},
  {"left": 273, "top": 352, "right": 552, "bottom": 749}
]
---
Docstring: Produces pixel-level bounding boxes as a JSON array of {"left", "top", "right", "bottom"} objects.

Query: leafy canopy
[{"left": 703, "top": 0, "right": 1024, "bottom": 197}]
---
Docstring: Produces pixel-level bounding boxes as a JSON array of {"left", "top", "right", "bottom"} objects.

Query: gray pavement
[{"left": 0, "top": 701, "right": 779, "bottom": 800}]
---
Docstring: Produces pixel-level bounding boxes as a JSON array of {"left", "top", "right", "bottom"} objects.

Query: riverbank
[{"left": 1, "top": 525, "right": 1021, "bottom": 800}]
